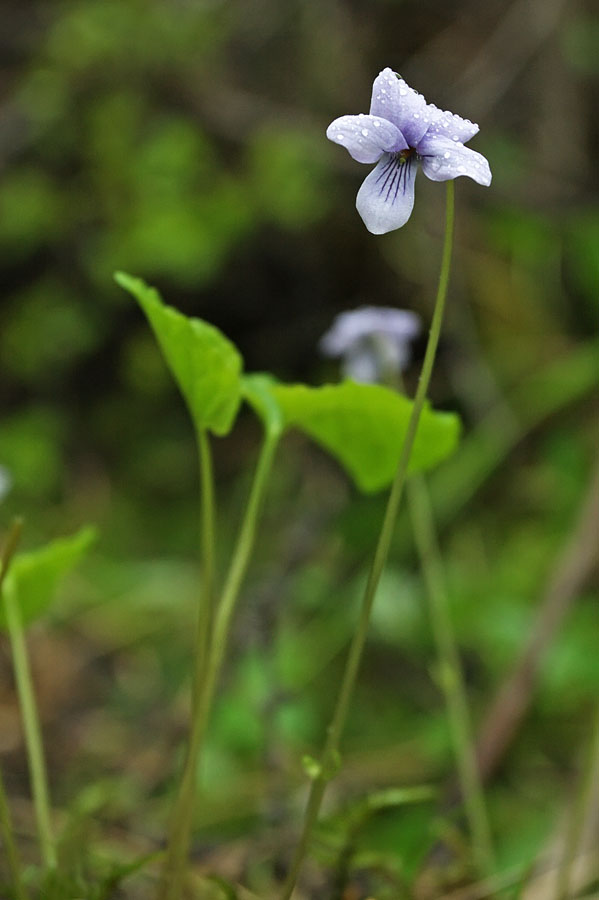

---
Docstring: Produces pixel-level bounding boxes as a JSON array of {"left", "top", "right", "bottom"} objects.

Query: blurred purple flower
[
  {"left": 0, "top": 465, "right": 12, "bottom": 502},
  {"left": 320, "top": 306, "right": 421, "bottom": 383},
  {"left": 327, "top": 68, "right": 491, "bottom": 234}
]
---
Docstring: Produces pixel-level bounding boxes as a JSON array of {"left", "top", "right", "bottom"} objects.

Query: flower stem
[
  {"left": 554, "top": 704, "right": 599, "bottom": 900},
  {"left": 0, "top": 521, "right": 30, "bottom": 900},
  {"left": 157, "top": 426, "right": 216, "bottom": 900},
  {"left": 406, "top": 473, "right": 495, "bottom": 873},
  {"left": 0, "top": 523, "right": 56, "bottom": 871},
  {"left": 158, "top": 432, "right": 279, "bottom": 900},
  {"left": 279, "top": 181, "right": 455, "bottom": 900},
  {"left": 193, "top": 427, "right": 217, "bottom": 705}
]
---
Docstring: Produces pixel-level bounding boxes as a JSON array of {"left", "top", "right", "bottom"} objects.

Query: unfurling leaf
[
  {"left": 115, "top": 272, "right": 243, "bottom": 436},
  {"left": 0, "top": 526, "right": 96, "bottom": 628}
]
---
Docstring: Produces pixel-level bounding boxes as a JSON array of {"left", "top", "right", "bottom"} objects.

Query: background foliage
[{"left": 0, "top": 0, "right": 597, "bottom": 896}]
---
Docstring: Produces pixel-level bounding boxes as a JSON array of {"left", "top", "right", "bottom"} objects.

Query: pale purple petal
[
  {"left": 369, "top": 68, "right": 429, "bottom": 147},
  {"left": 320, "top": 307, "right": 420, "bottom": 356},
  {"left": 342, "top": 346, "right": 380, "bottom": 383},
  {"left": 421, "top": 105, "right": 479, "bottom": 144},
  {"left": 356, "top": 153, "right": 417, "bottom": 234},
  {"left": 320, "top": 306, "right": 421, "bottom": 380},
  {"left": 326, "top": 69, "right": 492, "bottom": 235},
  {"left": 418, "top": 135, "right": 491, "bottom": 185},
  {"left": 326, "top": 114, "right": 407, "bottom": 164},
  {"left": 0, "top": 465, "right": 12, "bottom": 502},
  {"left": 353, "top": 307, "right": 421, "bottom": 341},
  {"left": 343, "top": 338, "right": 409, "bottom": 382}
]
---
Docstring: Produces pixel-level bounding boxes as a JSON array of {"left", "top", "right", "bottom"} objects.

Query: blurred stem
[
  {"left": 0, "top": 521, "right": 30, "bottom": 900},
  {"left": 159, "top": 432, "right": 279, "bottom": 900},
  {"left": 0, "top": 520, "right": 56, "bottom": 871},
  {"left": 193, "top": 427, "right": 217, "bottom": 705},
  {"left": 406, "top": 473, "right": 495, "bottom": 873},
  {"left": 554, "top": 705, "right": 599, "bottom": 900},
  {"left": 280, "top": 180, "right": 455, "bottom": 900},
  {"left": 157, "top": 426, "right": 216, "bottom": 900}
]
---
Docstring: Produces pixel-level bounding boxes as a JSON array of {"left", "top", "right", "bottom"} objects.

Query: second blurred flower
[{"left": 320, "top": 306, "right": 421, "bottom": 384}]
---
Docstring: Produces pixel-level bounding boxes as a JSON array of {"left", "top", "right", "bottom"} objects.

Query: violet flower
[
  {"left": 0, "top": 465, "right": 12, "bottom": 502},
  {"left": 327, "top": 68, "right": 491, "bottom": 234},
  {"left": 320, "top": 306, "right": 421, "bottom": 383}
]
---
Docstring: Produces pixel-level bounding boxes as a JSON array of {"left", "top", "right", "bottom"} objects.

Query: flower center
[{"left": 399, "top": 148, "right": 416, "bottom": 163}]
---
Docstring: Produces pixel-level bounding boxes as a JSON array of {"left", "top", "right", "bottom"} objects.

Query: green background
[{"left": 0, "top": 1, "right": 597, "bottom": 896}]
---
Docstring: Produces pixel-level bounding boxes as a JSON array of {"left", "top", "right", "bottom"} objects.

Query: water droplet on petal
[
  {"left": 337, "top": 134, "right": 344, "bottom": 140},
  {"left": 400, "top": 88, "right": 407, "bottom": 96},
  {"left": 361, "top": 128, "right": 369, "bottom": 136},
  {"left": 443, "top": 151, "right": 450, "bottom": 159},
  {"left": 373, "top": 121, "right": 381, "bottom": 127},
  {"left": 413, "top": 113, "right": 420, "bottom": 118},
  {"left": 452, "top": 134, "right": 459, "bottom": 141}
]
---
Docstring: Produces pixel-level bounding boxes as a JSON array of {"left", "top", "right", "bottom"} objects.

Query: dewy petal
[
  {"left": 418, "top": 135, "right": 491, "bottom": 185},
  {"left": 369, "top": 68, "right": 430, "bottom": 147},
  {"left": 326, "top": 113, "right": 407, "bottom": 164},
  {"left": 422, "top": 104, "right": 479, "bottom": 143},
  {"left": 356, "top": 152, "right": 417, "bottom": 234}
]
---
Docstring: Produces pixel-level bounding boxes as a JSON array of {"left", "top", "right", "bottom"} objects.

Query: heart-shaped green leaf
[
  {"left": 265, "top": 380, "right": 459, "bottom": 492},
  {"left": 0, "top": 526, "right": 96, "bottom": 628},
  {"left": 115, "top": 272, "right": 243, "bottom": 436}
]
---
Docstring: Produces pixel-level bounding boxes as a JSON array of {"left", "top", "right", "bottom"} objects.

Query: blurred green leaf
[
  {"left": 562, "top": 15, "right": 599, "bottom": 75},
  {"left": 1, "top": 279, "right": 102, "bottom": 384},
  {"left": 0, "top": 527, "right": 96, "bottom": 628},
  {"left": 271, "top": 381, "right": 460, "bottom": 492},
  {"left": 115, "top": 272, "right": 243, "bottom": 435},
  {"left": 0, "top": 408, "right": 65, "bottom": 498},
  {"left": 424, "top": 340, "right": 599, "bottom": 533},
  {"left": 337, "top": 785, "right": 437, "bottom": 841},
  {"left": 248, "top": 127, "right": 329, "bottom": 228},
  {"left": 566, "top": 212, "right": 599, "bottom": 314},
  {"left": 0, "top": 169, "right": 65, "bottom": 259}
]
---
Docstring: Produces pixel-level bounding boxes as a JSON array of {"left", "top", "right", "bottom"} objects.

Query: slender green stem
[
  {"left": 191, "top": 427, "right": 217, "bottom": 708},
  {"left": 157, "top": 426, "right": 216, "bottom": 900},
  {"left": 203, "top": 432, "right": 279, "bottom": 710},
  {"left": 158, "top": 433, "right": 279, "bottom": 900},
  {"left": 1, "top": 522, "right": 56, "bottom": 871},
  {"left": 407, "top": 473, "right": 494, "bottom": 872},
  {"left": 198, "top": 427, "right": 216, "bottom": 614},
  {"left": 3, "top": 588, "right": 56, "bottom": 870},
  {"left": 554, "top": 705, "right": 599, "bottom": 900},
  {"left": 280, "top": 181, "right": 455, "bottom": 900},
  {"left": 0, "top": 520, "right": 23, "bottom": 589},
  {"left": 0, "top": 521, "right": 30, "bottom": 900}
]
